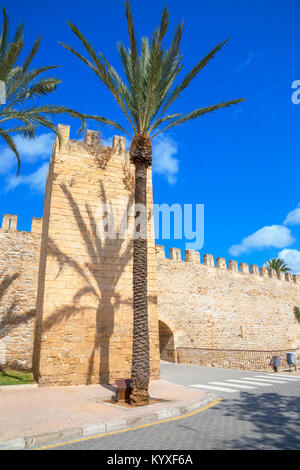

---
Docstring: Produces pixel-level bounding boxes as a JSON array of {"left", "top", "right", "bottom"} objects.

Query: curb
[
  {"left": 0, "top": 394, "right": 215, "bottom": 450},
  {"left": 0, "top": 384, "right": 38, "bottom": 392}
]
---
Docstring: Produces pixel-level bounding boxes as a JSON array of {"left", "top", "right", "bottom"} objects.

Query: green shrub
[{"left": 294, "top": 307, "right": 300, "bottom": 322}]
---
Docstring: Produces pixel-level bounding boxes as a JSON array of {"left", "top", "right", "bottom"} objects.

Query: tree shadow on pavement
[{"left": 216, "top": 391, "right": 300, "bottom": 449}]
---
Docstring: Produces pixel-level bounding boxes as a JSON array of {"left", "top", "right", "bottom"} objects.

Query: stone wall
[
  {"left": 0, "top": 215, "right": 42, "bottom": 369},
  {"left": 32, "top": 125, "right": 160, "bottom": 386},
  {"left": 1, "top": 126, "right": 300, "bottom": 378},
  {"left": 156, "top": 247, "right": 300, "bottom": 369},
  {"left": 177, "top": 347, "right": 299, "bottom": 371}
]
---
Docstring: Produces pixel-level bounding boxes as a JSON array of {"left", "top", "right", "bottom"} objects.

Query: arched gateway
[{"left": 158, "top": 320, "right": 176, "bottom": 362}]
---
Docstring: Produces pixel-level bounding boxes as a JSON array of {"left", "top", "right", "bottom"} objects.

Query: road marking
[
  {"left": 227, "top": 379, "right": 273, "bottom": 387},
  {"left": 255, "top": 375, "right": 300, "bottom": 381},
  {"left": 190, "top": 384, "right": 236, "bottom": 393},
  {"left": 209, "top": 381, "right": 256, "bottom": 390},
  {"left": 246, "top": 377, "right": 287, "bottom": 384},
  {"left": 35, "top": 398, "right": 223, "bottom": 450},
  {"left": 266, "top": 373, "right": 299, "bottom": 378}
]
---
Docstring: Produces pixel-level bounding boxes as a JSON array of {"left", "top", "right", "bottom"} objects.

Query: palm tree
[
  {"left": 0, "top": 8, "right": 85, "bottom": 174},
  {"left": 60, "top": 1, "right": 245, "bottom": 404},
  {"left": 264, "top": 258, "right": 291, "bottom": 272}
]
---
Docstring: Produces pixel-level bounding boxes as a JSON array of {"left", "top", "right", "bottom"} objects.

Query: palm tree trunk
[{"left": 130, "top": 136, "right": 152, "bottom": 405}]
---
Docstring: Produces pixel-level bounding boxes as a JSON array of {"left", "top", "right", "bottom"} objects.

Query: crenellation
[
  {"left": 228, "top": 260, "right": 238, "bottom": 272},
  {"left": 268, "top": 268, "right": 277, "bottom": 279},
  {"left": 57, "top": 123, "right": 70, "bottom": 150},
  {"left": 185, "top": 249, "right": 200, "bottom": 264},
  {"left": 285, "top": 273, "right": 294, "bottom": 282},
  {"left": 277, "top": 270, "right": 286, "bottom": 281},
  {"left": 203, "top": 254, "right": 215, "bottom": 267},
  {"left": 293, "top": 274, "right": 300, "bottom": 284},
  {"left": 216, "top": 257, "right": 227, "bottom": 269},
  {"left": 169, "top": 247, "right": 181, "bottom": 261},
  {"left": 239, "top": 262, "right": 249, "bottom": 274},
  {"left": 85, "top": 129, "right": 99, "bottom": 145},
  {"left": 2, "top": 214, "right": 18, "bottom": 231},
  {"left": 113, "top": 135, "right": 126, "bottom": 153},
  {"left": 260, "top": 267, "right": 269, "bottom": 277},
  {"left": 250, "top": 264, "right": 259, "bottom": 275},
  {"left": 155, "top": 244, "right": 165, "bottom": 259},
  {"left": 31, "top": 217, "right": 43, "bottom": 234}
]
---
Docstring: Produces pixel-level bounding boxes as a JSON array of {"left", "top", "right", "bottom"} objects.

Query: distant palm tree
[
  {"left": 60, "top": 1, "right": 245, "bottom": 404},
  {"left": 0, "top": 8, "right": 85, "bottom": 174},
  {"left": 264, "top": 258, "right": 291, "bottom": 272}
]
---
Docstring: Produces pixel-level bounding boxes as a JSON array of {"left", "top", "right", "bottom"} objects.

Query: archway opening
[{"left": 159, "top": 320, "right": 175, "bottom": 362}]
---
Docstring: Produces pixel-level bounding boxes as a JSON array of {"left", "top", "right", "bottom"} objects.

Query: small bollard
[{"left": 115, "top": 379, "right": 132, "bottom": 403}]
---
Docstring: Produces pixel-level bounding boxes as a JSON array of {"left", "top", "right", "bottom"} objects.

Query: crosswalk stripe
[
  {"left": 210, "top": 381, "right": 256, "bottom": 390},
  {"left": 245, "top": 377, "right": 287, "bottom": 384},
  {"left": 266, "top": 374, "right": 299, "bottom": 378},
  {"left": 255, "top": 375, "right": 300, "bottom": 381},
  {"left": 190, "top": 384, "right": 236, "bottom": 393},
  {"left": 227, "top": 379, "right": 273, "bottom": 387}
]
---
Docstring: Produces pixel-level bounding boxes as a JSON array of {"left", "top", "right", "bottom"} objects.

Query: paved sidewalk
[{"left": 0, "top": 380, "right": 213, "bottom": 449}]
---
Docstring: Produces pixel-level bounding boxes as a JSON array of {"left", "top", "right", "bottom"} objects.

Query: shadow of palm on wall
[
  {"left": 0, "top": 271, "right": 36, "bottom": 369},
  {"left": 38, "top": 181, "right": 135, "bottom": 384}
]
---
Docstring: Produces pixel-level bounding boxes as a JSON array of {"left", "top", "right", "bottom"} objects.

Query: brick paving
[
  {"left": 54, "top": 363, "right": 300, "bottom": 450},
  {"left": 0, "top": 379, "right": 211, "bottom": 443}
]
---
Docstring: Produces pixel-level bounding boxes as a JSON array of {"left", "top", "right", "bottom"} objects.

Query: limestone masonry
[{"left": 0, "top": 124, "right": 299, "bottom": 383}]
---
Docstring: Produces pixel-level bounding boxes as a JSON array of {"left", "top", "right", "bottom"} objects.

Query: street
[{"left": 45, "top": 362, "right": 300, "bottom": 450}]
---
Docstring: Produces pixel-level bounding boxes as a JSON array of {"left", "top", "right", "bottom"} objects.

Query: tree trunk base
[{"left": 130, "top": 385, "right": 150, "bottom": 406}]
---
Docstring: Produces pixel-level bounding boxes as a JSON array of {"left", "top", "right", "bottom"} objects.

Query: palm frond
[
  {"left": 0, "top": 128, "right": 20, "bottom": 174},
  {"left": 0, "top": 8, "right": 9, "bottom": 60},
  {"left": 264, "top": 258, "right": 291, "bottom": 272},
  {"left": 158, "top": 38, "right": 230, "bottom": 119},
  {"left": 151, "top": 98, "right": 245, "bottom": 138},
  {"left": 61, "top": 2, "right": 244, "bottom": 144},
  {"left": 79, "top": 113, "right": 131, "bottom": 135},
  {"left": 60, "top": 25, "right": 136, "bottom": 132},
  {"left": 23, "top": 36, "right": 41, "bottom": 73},
  {"left": 0, "top": 10, "right": 85, "bottom": 176}
]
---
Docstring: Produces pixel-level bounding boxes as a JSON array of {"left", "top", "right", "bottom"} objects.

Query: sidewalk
[{"left": 0, "top": 380, "right": 213, "bottom": 449}]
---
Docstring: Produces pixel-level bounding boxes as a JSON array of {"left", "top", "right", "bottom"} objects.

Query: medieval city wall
[
  {"left": 156, "top": 246, "right": 300, "bottom": 369},
  {"left": 0, "top": 215, "right": 42, "bottom": 369},
  {"left": 1, "top": 125, "right": 300, "bottom": 378},
  {"left": 32, "top": 125, "right": 160, "bottom": 386}
]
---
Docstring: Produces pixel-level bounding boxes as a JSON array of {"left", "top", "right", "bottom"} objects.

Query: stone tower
[{"left": 32, "top": 124, "right": 160, "bottom": 386}]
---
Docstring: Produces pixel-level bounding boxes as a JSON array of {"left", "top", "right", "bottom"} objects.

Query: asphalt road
[{"left": 46, "top": 362, "right": 300, "bottom": 450}]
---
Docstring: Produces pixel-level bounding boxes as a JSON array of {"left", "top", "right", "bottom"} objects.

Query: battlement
[
  {"left": 155, "top": 245, "right": 300, "bottom": 285},
  {"left": 0, "top": 214, "right": 43, "bottom": 235},
  {"left": 55, "top": 123, "right": 129, "bottom": 159}
]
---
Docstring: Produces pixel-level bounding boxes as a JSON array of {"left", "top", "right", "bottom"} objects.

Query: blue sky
[{"left": 1, "top": 0, "right": 300, "bottom": 272}]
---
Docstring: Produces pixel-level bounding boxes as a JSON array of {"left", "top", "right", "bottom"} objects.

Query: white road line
[
  {"left": 190, "top": 384, "right": 236, "bottom": 393},
  {"left": 210, "top": 381, "right": 256, "bottom": 390},
  {"left": 243, "top": 377, "right": 287, "bottom": 384},
  {"left": 255, "top": 375, "right": 300, "bottom": 381},
  {"left": 227, "top": 379, "right": 273, "bottom": 387},
  {"left": 267, "top": 374, "right": 300, "bottom": 378}
]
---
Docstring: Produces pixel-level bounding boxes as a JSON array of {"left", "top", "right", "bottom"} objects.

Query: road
[{"left": 47, "top": 362, "right": 300, "bottom": 450}]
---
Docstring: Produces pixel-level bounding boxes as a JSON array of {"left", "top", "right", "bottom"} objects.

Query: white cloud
[
  {"left": 229, "top": 225, "right": 295, "bottom": 256},
  {"left": 284, "top": 203, "right": 300, "bottom": 225},
  {"left": 152, "top": 135, "right": 179, "bottom": 185},
  {"left": 278, "top": 249, "right": 300, "bottom": 274},
  {"left": 0, "top": 133, "right": 54, "bottom": 175},
  {"left": 4, "top": 162, "right": 49, "bottom": 193}
]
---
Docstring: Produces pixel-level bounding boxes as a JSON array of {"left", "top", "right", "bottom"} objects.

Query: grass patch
[{"left": 0, "top": 369, "right": 35, "bottom": 386}]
